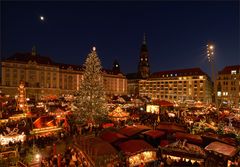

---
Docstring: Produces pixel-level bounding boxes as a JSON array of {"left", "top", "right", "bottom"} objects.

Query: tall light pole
[
  {"left": 207, "top": 44, "right": 215, "bottom": 105},
  {"left": 207, "top": 44, "right": 215, "bottom": 81}
]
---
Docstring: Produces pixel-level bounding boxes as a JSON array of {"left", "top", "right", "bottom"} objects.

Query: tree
[{"left": 73, "top": 47, "right": 108, "bottom": 125}]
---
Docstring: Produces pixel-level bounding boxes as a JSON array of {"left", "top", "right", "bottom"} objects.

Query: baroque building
[
  {"left": 215, "top": 65, "right": 240, "bottom": 107},
  {"left": 0, "top": 47, "right": 127, "bottom": 99},
  {"left": 139, "top": 68, "right": 213, "bottom": 103}
]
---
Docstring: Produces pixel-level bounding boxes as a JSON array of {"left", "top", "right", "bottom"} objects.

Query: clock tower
[{"left": 138, "top": 33, "right": 150, "bottom": 79}]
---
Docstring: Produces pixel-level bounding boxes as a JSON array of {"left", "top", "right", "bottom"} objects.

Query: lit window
[
  {"left": 223, "top": 92, "right": 228, "bottom": 96},
  {"left": 199, "top": 76, "right": 203, "bottom": 79},
  {"left": 217, "top": 91, "right": 221, "bottom": 97},
  {"left": 231, "top": 70, "right": 237, "bottom": 75},
  {"left": 170, "top": 74, "right": 173, "bottom": 76}
]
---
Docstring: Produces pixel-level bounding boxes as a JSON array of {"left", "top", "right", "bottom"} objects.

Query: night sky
[{"left": 1, "top": 1, "right": 239, "bottom": 77}]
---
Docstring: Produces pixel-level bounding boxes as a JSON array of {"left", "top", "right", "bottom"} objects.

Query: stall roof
[
  {"left": 118, "top": 125, "right": 151, "bottom": 137},
  {"left": 77, "top": 137, "right": 118, "bottom": 160},
  {"left": 205, "top": 141, "right": 238, "bottom": 158},
  {"left": 100, "top": 131, "right": 127, "bottom": 143},
  {"left": 202, "top": 132, "right": 237, "bottom": 146},
  {"left": 118, "top": 139, "right": 154, "bottom": 155},
  {"left": 175, "top": 132, "right": 203, "bottom": 144},
  {"left": 142, "top": 130, "right": 165, "bottom": 139},
  {"left": 156, "top": 123, "right": 187, "bottom": 133}
]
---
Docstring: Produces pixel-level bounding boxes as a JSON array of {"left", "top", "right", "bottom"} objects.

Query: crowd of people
[
  {"left": 40, "top": 146, "right": 90, "bottom": 167},
  {"left": 161, "top": 156, "right": 203, "bottom": 167}
]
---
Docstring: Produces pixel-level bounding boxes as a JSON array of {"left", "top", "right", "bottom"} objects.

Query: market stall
[
  {"left": 160, "top": 140, "right": 206, "bottom": 165},
  {"left": 76, "top": 136, "right": 119, "bottom": 166},
  {"left": 31, "top": 116, "right": 62, "bottom": 135},
  {"left": 0, "top": 133, "right": 26, "bottom": 145},
  {"left": 205, "top": 141, "right": 239, "bottom": 167},
  {"left": 118, "top": 139, "right": 157, "bottom": 167},
  {"left": 108, "top": 106, "right": 129, "bottom": 121}
]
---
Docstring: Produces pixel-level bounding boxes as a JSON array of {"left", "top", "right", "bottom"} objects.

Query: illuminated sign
[{"left": 146, "top": 105, "right": 159, "bottom": 114}]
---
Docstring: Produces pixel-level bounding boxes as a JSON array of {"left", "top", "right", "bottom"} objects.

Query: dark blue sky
[{"left": 1, "top": 1, "right": 239, "bottom": 77}]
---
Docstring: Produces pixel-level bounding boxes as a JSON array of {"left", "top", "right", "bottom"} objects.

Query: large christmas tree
[{"left": 73, "top": 47, "right": 108, "bottom": 124}]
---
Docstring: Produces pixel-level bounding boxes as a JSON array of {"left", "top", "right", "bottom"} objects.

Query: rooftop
[
  {"left": 151, "top": 67, "right": 208, "bottom": 78},
  {"left": 218, "top": 65, "right": 240, "bottom": 75}
]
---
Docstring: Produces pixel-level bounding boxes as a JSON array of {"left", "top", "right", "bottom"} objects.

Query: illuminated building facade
[
  {"left": 215, "top": 65, "right": 240, "bottom": 107},
  {"left": 0, "top": 48, "right": 127, "bottom": 99},
  {"left": 139, "top": 68, "right": 213, "bottom": 103}
]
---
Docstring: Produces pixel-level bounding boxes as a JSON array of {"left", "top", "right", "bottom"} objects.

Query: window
[
  {"left": 223, "top": 92, "right": 228, "bottom": 96},
  {"left": 231, "top": 70, "right": 237, "bottom": 75},
  {"left": 5, "top": 81, "right": 10, "bottom": 86}
]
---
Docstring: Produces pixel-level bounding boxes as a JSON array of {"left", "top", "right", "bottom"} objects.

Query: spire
[
  {"left": 143, "top": 33, "right": 147, "bottom": 45},
  {"left": 32, "top": 46, "right": 37, "bottom": 56},
  {"left": 138, "top": 33, "right": 150, "bottom": 79}
]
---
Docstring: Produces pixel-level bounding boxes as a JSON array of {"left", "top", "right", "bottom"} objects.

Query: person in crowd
[{"left": 72, "top": 152, "right": 78, "bottom": 167}]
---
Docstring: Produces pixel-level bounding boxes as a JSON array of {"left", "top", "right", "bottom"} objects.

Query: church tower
[{"left": 138, "top": 33, "right": 150, "bottom": 79}]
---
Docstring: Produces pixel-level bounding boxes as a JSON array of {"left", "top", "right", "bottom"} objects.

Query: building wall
[
  {"left": 139, "top": 75, "right": 212, "bottom": 103},
  {"left": 0, "top": 60, "right": 128, "bottom": 99},
  {"left": 127, "top": 79, "right": 140, "bottom": 96},
  {"left": 103, "top": 73, "right": 128, "bottom": 96},
  {"left": 215, "top": 69, "right": 240, "bottom": 107}
]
